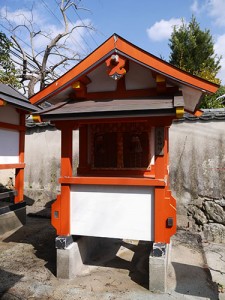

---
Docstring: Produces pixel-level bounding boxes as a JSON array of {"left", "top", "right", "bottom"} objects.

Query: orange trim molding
[
  {"left": 30, "top": 35, "right": 116, "bottom": 104},
  {"left": 0, "top": 121, "right": 25, "bottom": 131},
  {"left": 59, "top": 176, "right": 166, "bottom": 186},
  {"left": 30, "top": 34, "right": 219, "bottom": 105},
  {"left": 0, "top": 163, "right": 25, "bottom": 169}
]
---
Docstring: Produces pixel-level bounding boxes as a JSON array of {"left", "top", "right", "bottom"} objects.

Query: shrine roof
[
  {"left": 29, "top": 34, "right": 219, "bottom": 115},
  {"left": 0, "top": 83, "right": 38, "bottom": 112},
  {"left": 35, "top": 97, "right": 177, "bottom": 121},
  {"left": 27, "top": 108, "right": 225, "bottom": 128}
]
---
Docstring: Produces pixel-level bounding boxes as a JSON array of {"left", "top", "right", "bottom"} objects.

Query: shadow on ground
[
  {"left": 78, "top": 237, "right": 152, "bottom": 289},
  {"left": 2, "top": 194, "right": 152, "bottom": 290},
  {"left": 3, "top": 213, "right": 152, "bottom": 290},
  {"left": 171, "top": 230, "right": 219, "bottom": 299},
  {"left": 3, "top": 216, "right": 56, "bottom": 276},
  {"left": 0, "top": 269, "right": 23, "bottom": 299},
  {"left": 173, "top": 262, "right": 217, "bottom": 298}
]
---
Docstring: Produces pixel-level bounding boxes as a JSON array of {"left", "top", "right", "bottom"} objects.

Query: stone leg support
[
  {"left": 149, "top": 242, "right": 171, "bottom": 293},
  {"left": 56, "top": 235, "right": 97, "bottom": 279},
  {"left": 56, "top": 236, "right": 83, "bottom": 279}
]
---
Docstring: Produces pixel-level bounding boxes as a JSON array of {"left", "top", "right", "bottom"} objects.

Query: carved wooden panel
[{"left": 90, "top": 122, "right": 150, "bottom": 169}]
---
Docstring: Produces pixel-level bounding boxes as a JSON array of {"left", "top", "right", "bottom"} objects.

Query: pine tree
[
  {"left": 0, "top": 32, "right": 20, "bottom": 88},
  {"left": 169, "top": 16, "right": 221, "bottom": 84}
]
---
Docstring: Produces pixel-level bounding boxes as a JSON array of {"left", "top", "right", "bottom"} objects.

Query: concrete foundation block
[
  {"left": 0, "top": 206, "right": 26, "bottom": 235},
  {"left": 57, "top": 242, "right": 83, "bottom": 279},
  {"left": 149, "top": 242, "right": 170, "bottom": 293},
  {"left": 57, "top": 236, "right": 92, "bottom": 279},
  {"left": 56, "top": 235, "right": 113, "bottom": 279}
]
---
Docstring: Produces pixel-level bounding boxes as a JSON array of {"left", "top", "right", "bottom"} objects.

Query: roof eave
[{"left": 40, "top": 108, "right": 176, "bottom": 122}]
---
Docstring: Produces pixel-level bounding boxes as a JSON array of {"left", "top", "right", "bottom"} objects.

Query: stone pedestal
[
  {"left": 149, "top": 242, "right": 171, "bottom": 292},
  {"left": 56, "top": 235, "right": 93, "bottom": 279},
  {"left": 57, "top": 242, "right": 84, "bottom": 279}
]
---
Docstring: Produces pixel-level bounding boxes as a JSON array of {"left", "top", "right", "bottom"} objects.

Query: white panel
[
  {"left": 0, "top": 129, "right": 19, "bottom": 164},
  {"left": 87, "top": 64, "right": 117, "bottom": 92},
  {"left": 0, "top": 106, "right": 19, "bottom": 125},
  {"left": 70, "top": 185, "right": 154, "bottom": 241},
  {"left": 125, "top": 60, "right": 156, "bottom": 90}
]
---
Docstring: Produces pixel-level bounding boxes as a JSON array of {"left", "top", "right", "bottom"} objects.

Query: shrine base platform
[{"left": 56, "top": 235, "right": 170, "bottom": 292}]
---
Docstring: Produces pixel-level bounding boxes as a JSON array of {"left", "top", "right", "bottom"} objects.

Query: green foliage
[
  {"left": 0, "top": 32, "right": 20, "bottom": 88},
  {"left": 168, "top": 16, "right": 223, "bottom": 108},
  {"left": 201, "top": 85, "right": 225, "bottom": 109},
  {"left": 169, "top": 16, "right": 221, "bottom": 83}
]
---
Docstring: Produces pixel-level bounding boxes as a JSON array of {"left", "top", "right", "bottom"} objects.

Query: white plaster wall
[
  {"left": 169, "top": 120, "right": 225, "bottom": 205},
  {"left": 70, "top": 184, "right": 154, "bottom": 241},
  {"left": 0, "top": 129, "right": 19, "bottom": 164},
  {"left": 24, "top": 126, "right": 79, "bottom": 190}
]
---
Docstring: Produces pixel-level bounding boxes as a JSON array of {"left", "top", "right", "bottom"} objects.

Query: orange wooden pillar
[
  {"left": 15, "top": 112, "right": 26, "bottom": 203},
  {"left": 61, "top": 124, "right": 73, "bottom": 235},
  {"left": 52, "top": 122, "right": 74, "bottom": 236},
  {"left": 155, "top": 126, "right": 167, "bottom": 242},
  {"left": 154, "top": 124, "right": 176, "bottom": 243}
]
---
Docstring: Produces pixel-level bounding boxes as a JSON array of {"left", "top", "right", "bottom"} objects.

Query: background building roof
[{"left": 0, "top": 84, "right": 38, "bottom": 112}]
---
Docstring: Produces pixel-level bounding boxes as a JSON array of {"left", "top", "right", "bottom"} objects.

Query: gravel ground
[{"left": 0, "top": 216, "right": 219, "bottom": 300}]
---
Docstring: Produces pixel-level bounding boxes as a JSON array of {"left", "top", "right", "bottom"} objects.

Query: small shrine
[
  {"left": 0, "top": 84, "right": 37, "bottom": 234},
  {"left": 30, "top": 34, "right": 218, "bottom": 286}
]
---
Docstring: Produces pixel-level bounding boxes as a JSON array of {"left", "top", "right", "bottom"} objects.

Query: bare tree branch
[
  {"left": 50, "top": 56, "right": 80, "bottom": 72},
  {"left": 0, "top": 0, "right": 93, "bottom": 96}
]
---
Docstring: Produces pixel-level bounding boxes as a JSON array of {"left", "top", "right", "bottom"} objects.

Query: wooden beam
[
  {"left": 0, "top": 163, "right": 25, "bottom": 169},
  {"left": 72, "top": 81, "right": 87, "bottom": 98},
  {"left": 57, "top": 124, "right": 74, "bottom": 235},
  {"left": 61, "top": 126, "right": 73, "bottom": 177},
  {"left": 59, "top": 176, "right": 166, "bottom": 186},
  {"left": 173, "top": 95, "right": 184, "bottom": 107},
  {"left": 0, "top": 121, "right": 25, "bottom": 131},
  {"left": 156, "top": 74, "right": 166, "bottom": 94}
]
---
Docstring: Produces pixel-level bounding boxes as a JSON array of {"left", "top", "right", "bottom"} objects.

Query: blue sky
[{"left": 1, "top": 0, "right": 225, "bottom": 83}]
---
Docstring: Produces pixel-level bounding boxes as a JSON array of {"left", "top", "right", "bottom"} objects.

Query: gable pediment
[{"left": 30, "top": 34, "right": 219, "bottom": 114}]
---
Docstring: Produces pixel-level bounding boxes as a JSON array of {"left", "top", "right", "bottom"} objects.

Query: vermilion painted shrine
[{"left": 29, "top": 34, "right": 218, "bottom": 284}]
